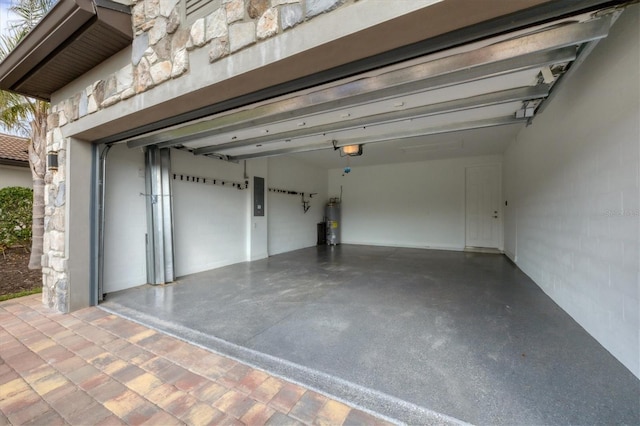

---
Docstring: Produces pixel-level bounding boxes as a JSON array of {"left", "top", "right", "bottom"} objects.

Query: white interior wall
[
  {"left": 268, "top": 157, "right": 328, "bottom": 255},
  {"left": 104, "top": 147, "right": 273, "bottom": 289},
  {"left": 0, "top": 165, "right": 32, "bottom": 189},
  {"left": 503, "top": 8, "right": 639, "bottom": 378},
  {"left": 328, "top": 155, "right": 502, "bottom": 250},
  {"left": 103, "top": 144, "right": 147, "bottom": 293},
  {"left": 172, "top": 149, "right": 248, "bottom": 276}
]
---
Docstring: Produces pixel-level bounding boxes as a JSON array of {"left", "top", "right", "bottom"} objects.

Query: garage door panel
[{"left": 103, "top": 144, "right": 147, "bottom": 293}]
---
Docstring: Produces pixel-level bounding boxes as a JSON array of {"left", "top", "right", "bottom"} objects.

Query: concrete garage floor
[{"left": 102, "top": 245, "right": 640, "bottom": 425}]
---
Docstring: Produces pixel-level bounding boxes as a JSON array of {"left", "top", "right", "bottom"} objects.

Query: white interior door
[{"left": 465, "top": 164, "right": 501, "bottom": 249}]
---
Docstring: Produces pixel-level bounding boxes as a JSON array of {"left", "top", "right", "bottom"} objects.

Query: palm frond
[
  {"left": 0, "top": 90, "right": 33, "bottom": 132},
  {"left": 6, "top": 0, "right": 57, "bottom": 37},
  {"left": 0, "top": 0, "right": 55, "bottom": 136}
]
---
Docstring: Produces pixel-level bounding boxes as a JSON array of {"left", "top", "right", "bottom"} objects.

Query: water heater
[{"left": 325, "top": 200, "right": 341, "bottom": 245}]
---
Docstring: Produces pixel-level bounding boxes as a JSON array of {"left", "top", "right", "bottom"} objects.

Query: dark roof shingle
[{"left": 0, "top": 133, "right": 30, "bottom": 163}]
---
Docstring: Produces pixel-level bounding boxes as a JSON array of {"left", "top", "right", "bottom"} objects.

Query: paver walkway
[{"left": 0, "top": 294, "right": 392, "bottom": 425}]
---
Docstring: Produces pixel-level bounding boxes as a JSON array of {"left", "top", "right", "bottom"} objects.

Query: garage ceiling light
[{"left": 341, "top": 144, "right": 363, "bottom": 156}]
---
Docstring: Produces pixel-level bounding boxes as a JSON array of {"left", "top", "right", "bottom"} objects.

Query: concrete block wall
[
  {"left": 503, "top": 8, "right": 639, "bottom": 378},
  {"left": 267, "top": 156, "right": 327, "bottom": 255},
  {"left": 328, "top": 155, "right": 503, "bottom": 250}
]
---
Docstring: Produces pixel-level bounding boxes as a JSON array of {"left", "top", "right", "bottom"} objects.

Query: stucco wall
[{"left": 0, "top": 165, "right": 32, "bottom": 189}]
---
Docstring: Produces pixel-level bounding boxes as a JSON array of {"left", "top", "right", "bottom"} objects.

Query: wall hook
[{"left": 301, "top": 194, "right": 311, "bottom": 213}]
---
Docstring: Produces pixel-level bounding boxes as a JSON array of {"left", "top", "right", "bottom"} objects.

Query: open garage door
[{"left": 125, "top": 12, "right": 616, "bottom": 161}]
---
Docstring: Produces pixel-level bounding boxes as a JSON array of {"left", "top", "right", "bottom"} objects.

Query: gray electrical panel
[{"left": 254, "top": 176, "right": 264, "bottom": 216}]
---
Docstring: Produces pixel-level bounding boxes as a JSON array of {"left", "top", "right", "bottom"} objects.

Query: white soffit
[{"left": 124, "top": 10, "right": 618, "bottom": 165}]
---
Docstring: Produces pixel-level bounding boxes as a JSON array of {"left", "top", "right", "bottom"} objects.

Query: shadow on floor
[{"left": 102, "top": 245, "right": 640, "bottom": 425}]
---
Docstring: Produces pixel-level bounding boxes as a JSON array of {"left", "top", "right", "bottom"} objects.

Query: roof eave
[
  {"left": 0, "top": 0, "right": 132, "bottom": 101},
  {"left": 0, "top": 158, "right": 30, "bottom": 167}
]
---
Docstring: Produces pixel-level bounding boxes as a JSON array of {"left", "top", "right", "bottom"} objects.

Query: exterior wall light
[{"left": 47, "top": 151, "right": 59, "bottom": 171}]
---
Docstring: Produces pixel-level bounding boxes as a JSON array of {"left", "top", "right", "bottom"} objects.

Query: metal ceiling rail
[
  {"left": 192, "top": 85, "right": 551, "bottom": 155},
  {"left": 228, "top": 116, "right": 525, "bottom": 161},
  {"left": 182, "top": 48, "right": 574, "bottom": 153},
  {"left": 126, "top": 16, "right": 610, "bottom": 150},
  {"left": 534, "top": 10, "right": 623, "bottom": 118},
  {"left": 157, "top": 47, "right": 574, "bottom": 151}
]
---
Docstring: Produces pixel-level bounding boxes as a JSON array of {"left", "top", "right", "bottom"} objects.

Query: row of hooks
[
  {"left": 268, "top": 187, "right": 316, "bottom": 197},
  {"left": 172, "top": 173, "right": 248, "bottom": 190},
  {"left": 268, "top": 187, "right": 318, "bottom": 214}
]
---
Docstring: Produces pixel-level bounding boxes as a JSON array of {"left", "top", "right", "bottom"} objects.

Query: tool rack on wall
[{"left": 172, "top": 173, "right": 249, "bottom": 190}]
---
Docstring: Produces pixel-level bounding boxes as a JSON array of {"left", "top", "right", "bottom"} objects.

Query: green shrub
[{"left": 0, "top": 186, "right": 33, "bottom": 251}]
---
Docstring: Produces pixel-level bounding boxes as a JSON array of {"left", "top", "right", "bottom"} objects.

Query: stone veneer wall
[{"left": 42, "top": 0, "right": 356, "bottom": 311}]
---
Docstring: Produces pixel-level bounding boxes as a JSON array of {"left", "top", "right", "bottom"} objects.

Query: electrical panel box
[{"left": 254, "top": 176, "right": 265, "bottom": 216}]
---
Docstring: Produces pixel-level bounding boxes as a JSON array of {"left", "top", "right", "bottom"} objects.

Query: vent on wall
[{"left": 184, "top": 0, "right": 220, "bottom": 23}]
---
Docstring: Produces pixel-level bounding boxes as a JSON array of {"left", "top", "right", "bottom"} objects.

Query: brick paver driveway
[{"left": 0, "top": 295, "right": 392, "bottom": 425}]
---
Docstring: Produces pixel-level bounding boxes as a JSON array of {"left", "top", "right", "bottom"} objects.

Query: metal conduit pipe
[{"left": 97, "top": 144, "right": 112, "bottom": 302}]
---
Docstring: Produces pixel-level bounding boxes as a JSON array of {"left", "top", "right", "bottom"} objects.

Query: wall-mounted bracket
[
  {"left": 302, "top": 195, "right": 310, "bottom": 213},
  {"left": 268, "top": 188, "right": 317, "bottom": 214}
]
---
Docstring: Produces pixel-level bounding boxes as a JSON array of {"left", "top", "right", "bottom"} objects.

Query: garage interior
[{"left": 96, "top": 4, "right": 639, "bottom": 425}]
